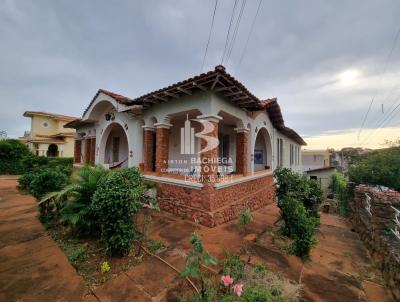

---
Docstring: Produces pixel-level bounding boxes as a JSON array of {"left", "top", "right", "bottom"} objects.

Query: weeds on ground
[{"left": 237, "top": 207, "right": 252, "bottom": 229}]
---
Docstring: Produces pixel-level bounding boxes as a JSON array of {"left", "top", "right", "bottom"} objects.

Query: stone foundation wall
[
  {"left": 349, "top": 184, "right": 400, "bottom": 301},
  {"left": 157, "top": 174, "right": 275, "bottom": 227}
]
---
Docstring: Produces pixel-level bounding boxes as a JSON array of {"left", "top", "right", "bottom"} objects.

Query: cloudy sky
[{"left": 1, "top": 0, "right": 400, "bottom": 149}]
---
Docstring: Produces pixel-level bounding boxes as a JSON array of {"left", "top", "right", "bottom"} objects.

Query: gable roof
[
  {"left": 73, "top": 66, "right": 306, "bottom": 145},
  {"left": 23, "top": 111, "right": 78, "bottom": 121},
  {"left": 82, "top": 89, "right": 130, "bottom": 117}
]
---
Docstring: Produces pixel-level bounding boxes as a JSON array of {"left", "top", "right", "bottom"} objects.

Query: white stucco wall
[{"left": 77, "top": 91, "right": 303, "bottom": 174}]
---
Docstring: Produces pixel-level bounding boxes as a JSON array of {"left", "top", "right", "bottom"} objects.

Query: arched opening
[
  {"left": 47, "top": 144, "right": 58, "bottom": 157},
  {"left": 100, "top": 123, "right": 129, "bottom": 169},
  {"left": 253, "top": 127, "right": 272, "bottom": 172}
]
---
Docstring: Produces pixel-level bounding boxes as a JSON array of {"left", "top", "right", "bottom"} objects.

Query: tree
[{"left": 348, "top": 147, "right": 400, "bottom": 191}]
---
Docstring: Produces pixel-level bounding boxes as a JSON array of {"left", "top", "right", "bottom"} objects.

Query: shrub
[
  {"left": 92, "top": 168, "right": 144, "bottom": 256},
  {"left": 348, "top": 147, "right": 400, "bottom": 191},
  {"left": 22, "top": 156, "right": 73, "bottom": 177},
  {"left": 0, "top": 139, "right": 32, "bottom": 174},
  {"left": 238, "top": 207, "right": 252, "bottom": 229},
  {"left": 274, "top": 167, "right": 322, "bottom": 218},
  {"left": 29, "top": 169, "right": 69, "bottom": 200},
  {"left": 279, "top": 193, "right": 318, "bottom": 258},
  {"left": 18, "top": 172, "right": 36, "bottom": 191},
  {"left": 54, "top": 165, "right": 110, "bottom": 234},
  {"left": 331, "top": 171, "right": 348, "bottom": 216}
]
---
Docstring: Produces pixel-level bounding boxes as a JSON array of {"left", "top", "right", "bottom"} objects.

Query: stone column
[
  {"left": 84, "top": 138, "right": 91, "bottom": 164},
  {"left": 155, "top": 122, "right": 172, "bottom": 175},
  {"left": 197, "top": 115, "right": 222, "bottom": 183},
  {"left": 142, "top": 126, "right": 155, "bottom": 172},
  {"left": 74, "top": 140, "right": 82, "bottom": 163},
  {"left": 235, "top": 128, "right": 249, "bottom": 176}
]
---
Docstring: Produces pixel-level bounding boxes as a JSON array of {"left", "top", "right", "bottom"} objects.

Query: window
[
  {"left": 219, "top": 135, "right": 230, "bottom": 159},
  {"left": 42, "top": 121, "right": 49, "bottom": 128},
  {"left": 294, "top": 145, "right": 300, "bottom": 166},
  {"left": 277, "top": 138, "right": 283, "bottom": 166},
  {"left": 254, "top": 150, "right": 264, "bottom": 164},
  {"left": 289, "top": 144, "right": 294, "bottom": 166}
]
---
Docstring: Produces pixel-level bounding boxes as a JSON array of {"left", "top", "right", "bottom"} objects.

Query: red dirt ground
[{"left": 0, "top": 177, "right": 394, "bottom": 301}]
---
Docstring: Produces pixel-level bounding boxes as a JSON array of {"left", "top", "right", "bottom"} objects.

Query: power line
[
  {"left": 225, "top": 0, "right": 247, "bottom": 62},
  {"left": 237, "top": 0, "right": 262, "bottom": 69},
  {"left": 360, "top": 98, "right": 400, "bottom": 146},
  {"left": 200, "top": 0, "right": 219, "bottom": 73},
  {"left": 357, "top": 24, "right": 400, "bottom": 140},
  {"left": 221, "top": 0, "right": 238, "bottom": 64}
]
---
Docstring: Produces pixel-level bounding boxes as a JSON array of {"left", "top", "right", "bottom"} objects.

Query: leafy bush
[
  {"left": 274, "top": 167, "right": 322, "bottom": 218},
  {"left": 18, "top": 172, "right": 36, "bottom": 191},
  {"left": 92, "top": 168, "right": 144, "bottom": 256},
  {"left": 331, "top": 171, "right": 348, "bottom": 216},
  {"left": 22, "top": 156, "right": 73, "bottom": 176},
  {"left": 238, "top": 207, "right": 252, "bottom": 229},
  {"left": 29, "top": 169, "right": 69, "bottom": 200},
  {"left": 279, "top": 193, "right": 318, "bottom": 258},
  {"left": 43, "top": 165, "right": 110, "bottom": 234},
  {"left": 0, "top": 139, "right": 32, "bottom": 174},
  {"left": 348, "top": 147, "right": 400, "bottom": 191}
]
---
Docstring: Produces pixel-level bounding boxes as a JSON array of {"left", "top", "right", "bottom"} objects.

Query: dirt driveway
[
  {"left": 0, "top": 177, "right": 86, "bottom": 301},
  {"left": 0, "top": 177, "right": 394, "bottom": 301}
]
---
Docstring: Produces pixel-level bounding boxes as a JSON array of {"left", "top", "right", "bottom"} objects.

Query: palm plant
[{"left": 39, "top": 165, "right": 109, "bottom": 233}]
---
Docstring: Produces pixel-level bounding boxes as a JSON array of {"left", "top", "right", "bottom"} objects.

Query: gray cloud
[{"left": 1, "top": 0, "right": 400, "bottom": 142}]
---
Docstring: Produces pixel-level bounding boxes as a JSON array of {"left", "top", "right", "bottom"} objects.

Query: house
[
  {"left": 302, "top": 149, "right": 335, "bottom": 194},
  {"left": 302, "top": 149, "right": 332, "bottom": 172},
  {"left": 21, "top": 111, "right": 77, "bottom": 157},
  {"left": 305, "top": 166, "right": 336, "bottom": 194},
  {"left": 65, "top": 65, "right": 306, "bottom": 227}
]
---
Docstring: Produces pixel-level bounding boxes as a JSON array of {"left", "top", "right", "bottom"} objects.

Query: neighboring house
[
  {"left": 305, "top": 166, "right": 336, "bottom": 194},
  {"left": 65, "top": 65, "right": 306, "bottom": 227},
  {"left": 302, "top": 149, "right": 332, "bottom": 172},
  {"left": 21, "top": 111, "right": 77, "bottom": 157},
  {"left": 302, "top": 149, "right": 334, "bottom": 194}
]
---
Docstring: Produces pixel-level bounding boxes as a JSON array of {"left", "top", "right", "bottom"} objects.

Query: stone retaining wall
[
  {"left": 349, "top": 184, "right": 400, "bottom": 301},
  {"left": 157, "top": 174, "right": 275, "bottom": 227}
]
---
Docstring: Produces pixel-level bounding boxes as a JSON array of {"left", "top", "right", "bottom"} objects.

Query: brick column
[
  {"left": 90, "top": 137, "right": 96, "bottom": 166},
  {"left": 74, "top": 140, "right": 82, "bottom": 163},
  {"left": 84, "top": 138, "right": 91, "bottom": 164},
  {"left": 143, "top": 126, "right": 155, "bottom": 172},
  {"left": 155, "top": 123, "right": 172, "bottom": 175},
  {"left": 197, "top": 115, "right": 222, "bottom": 183},
  {"left": 235, "top": 128, "right": 249, "bottom": 176}
]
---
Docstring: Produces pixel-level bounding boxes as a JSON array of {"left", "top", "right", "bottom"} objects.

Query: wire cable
[
  {"left": 357, "top": 25, "right": 400, "bottom": 140},
  {"left": 225, "top": 0, "right": 247, "bottom": 62},
  {"left": 221, "top": 0, "right": 238, "bottom": 64},
  {"left": 200, "top": 0, "right": 219, "bottom": 73},
  {"left": 237, "top": 0, "right": 263, "bottom": 69}
]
